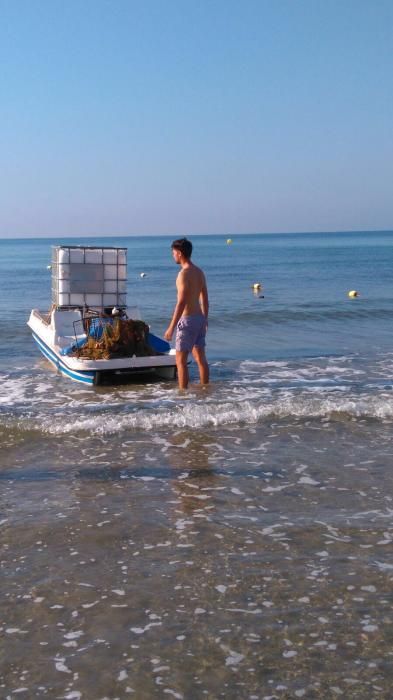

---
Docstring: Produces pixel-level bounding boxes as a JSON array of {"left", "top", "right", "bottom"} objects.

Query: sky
[{"left": 0, "top": 0, "right": 392, "bottom": 238}]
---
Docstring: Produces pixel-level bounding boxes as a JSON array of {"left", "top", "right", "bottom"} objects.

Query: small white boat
[{"left": 27, "top": 245, "right": 177, "bottom": 386}]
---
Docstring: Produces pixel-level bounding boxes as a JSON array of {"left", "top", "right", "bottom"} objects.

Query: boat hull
[
  {"left": 28, "top": 310, "right": 177, "bottom": 386},
  {"left": 32, "top": 331, "right": 97, "bottom": 385}
]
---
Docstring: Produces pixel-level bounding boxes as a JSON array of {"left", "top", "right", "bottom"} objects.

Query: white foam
[
  {"left": 298, "top": 476, "right": 320, "bottom": 486},
  {"left": 224, "top": 649, "right": 245, "bottom": 666},
  {"left": 374, "top": 561, "right": 393, "bottom": 571},
  {"left": 5, "top": 353, "right": 393, "bottom": 436},
  {"left": 34, "top": 393, "right": 393, "bottom": 435},
  {"left": 55, "top": 660, "right": 71, "bottom": 673}
]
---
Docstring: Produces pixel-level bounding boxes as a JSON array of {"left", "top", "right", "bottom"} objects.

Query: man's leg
[
  {"left": 192, "top": 346, "right": 209, "bottom": 385},
  {"left": 176, "top": 350, "right": 189, "bottom": 389}
]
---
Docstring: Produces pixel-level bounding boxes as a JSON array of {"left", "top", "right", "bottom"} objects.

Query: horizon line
[{"left": 1, "top": 228, "right": 393, "bottom": 242}]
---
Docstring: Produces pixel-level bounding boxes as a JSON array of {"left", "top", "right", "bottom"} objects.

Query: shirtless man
[{"left": 164, "top": 238, "right": 209, "bottom": 389}]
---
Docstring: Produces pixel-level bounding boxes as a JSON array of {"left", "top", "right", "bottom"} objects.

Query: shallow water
[
  {"left": 2, "top": 416, "right": 393, "bottom": 698},
  {"left": 1, "top": 232, "right": 393, "bottom": 697}
]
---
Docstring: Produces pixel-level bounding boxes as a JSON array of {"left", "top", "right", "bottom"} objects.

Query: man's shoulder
[
  {"left": 193, "top": 265, "right": 206, "bottom": 283},
  {"left": 178, "top": 263, "right": 205, "bottom": 284},
  {"left": 186, "top": 263, "right": 204, "bottom": 277}
]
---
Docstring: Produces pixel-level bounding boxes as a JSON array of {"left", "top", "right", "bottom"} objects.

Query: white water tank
[{"left": 52, "top": 245, "right": 127, "bottom": 310}]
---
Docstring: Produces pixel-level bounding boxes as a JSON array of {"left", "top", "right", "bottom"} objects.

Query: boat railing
[
  {"left": 74, "top": 315, "right": 112, "bottom": 341},
  {"left": 31, "top": 309, "right": 51, "bottom": 326},
  {"left": 71, "top": 313, "right": 117, "bottom": 357}
]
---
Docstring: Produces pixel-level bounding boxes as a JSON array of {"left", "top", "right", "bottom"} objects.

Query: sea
[{"left": 1, "top": 231, "right": 393, "bottom": 699}]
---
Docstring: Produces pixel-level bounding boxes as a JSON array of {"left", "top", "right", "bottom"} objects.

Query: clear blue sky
[{"left": 1, "top": 0, "right": 392, "bottom": 238}]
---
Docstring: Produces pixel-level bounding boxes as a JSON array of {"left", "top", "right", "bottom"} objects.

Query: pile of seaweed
[{"left": 79, "top": 318, "right": 154, "bottom": 360}]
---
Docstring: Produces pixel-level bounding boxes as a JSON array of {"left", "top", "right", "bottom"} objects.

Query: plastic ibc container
[
  {"left": 53, "top": 246, "right": 127, "bottom": 309},
  {"left": 70, "top": 293, "right": 85, "bottom": 305},
  {"left": 58, "top": 264, "right": 70, "bottom": 280},
  {"left": 85, "top": 248, "right": 103, "bottom": 264},
  {"left": 103, "top": 249, "right": 117, "bottom": 264},
  {"left": 85, "top": 294, "right": 103, "bottom": 306},
  {"left": 59, "top": 279, "right": 70, "bottom": 292},
  {"left": 104, "top": 264, "right": 117, "bottom": 280},
  {"left": 103, "top": 294, "right": 117, "bottom": 306},
  {"left": 58, "top": 248, "right": 70, "bottom": 264},
  {"left": 70, "top": 248, "right": 84, "bottom": 263},
  {"left": 104, "top": 280, "right": 118, "bottom": 293}
]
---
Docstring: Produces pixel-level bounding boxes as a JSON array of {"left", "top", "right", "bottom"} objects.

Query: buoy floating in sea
[
  {"left": 226, "top": 238, "right": 233, "bottom": 244},
  {"left": 140, "top": 272, "right": 147, "bottom": 278},
  {"left": 252, "top": 283, "right": 262, "bottom": 290},
  {"left": 348, "top": 290, "right": 359, "bottom": 298}
]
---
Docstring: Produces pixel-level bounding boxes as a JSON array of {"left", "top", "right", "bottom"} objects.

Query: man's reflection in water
[
  {"left": 164, "top": 432, "right": 228, "bottom": 601},
  {"left": 164, "top": 431, "right": 218, "bottom": 516}
]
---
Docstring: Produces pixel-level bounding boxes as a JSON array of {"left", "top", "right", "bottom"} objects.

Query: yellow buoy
[
  {"left": 348, "top": 290, "right": 358, "bottom": 298},
  {"left": 252, "top": 283, "right": 262, "bottom": 290},
  {"left": 226, "top": 238, "right": 233, "bottom": 244}
]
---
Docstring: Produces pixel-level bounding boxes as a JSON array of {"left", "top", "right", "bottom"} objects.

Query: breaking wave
[
  {"left": 2, "top": 354, "right": 393, "bottom": 437},
  {"left": 1, "top": 392, "right": 393, "bottom": 437}
]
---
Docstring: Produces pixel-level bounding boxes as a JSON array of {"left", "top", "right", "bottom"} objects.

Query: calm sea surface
[{"left": 1, "top": 231, "right": 393, "bottom": 699}]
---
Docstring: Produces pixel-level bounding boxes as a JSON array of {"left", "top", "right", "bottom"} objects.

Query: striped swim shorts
[{"left": 176, "top": 314, "right": 207, "bottom": 352}]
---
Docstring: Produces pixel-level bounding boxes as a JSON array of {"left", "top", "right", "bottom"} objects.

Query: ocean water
[{"left": 1, "top": 231, "right": 393, "bottom": 699}]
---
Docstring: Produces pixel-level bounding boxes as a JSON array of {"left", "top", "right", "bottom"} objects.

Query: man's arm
[{"left": 164, "top": 272, "right": 187, "bottom": 341}]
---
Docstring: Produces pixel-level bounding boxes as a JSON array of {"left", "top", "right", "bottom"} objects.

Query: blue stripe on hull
[{"left": 32, "top": 333, "right": 95, "bottom": 385}]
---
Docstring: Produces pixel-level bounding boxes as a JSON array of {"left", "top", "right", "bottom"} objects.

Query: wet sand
[{"left": 2, "top": 421, "right": 393, "bottom": 699}]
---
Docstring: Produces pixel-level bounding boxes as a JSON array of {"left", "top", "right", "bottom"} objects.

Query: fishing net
[{"left": 78, "top": 318, "right": 154, "bottom": 360}]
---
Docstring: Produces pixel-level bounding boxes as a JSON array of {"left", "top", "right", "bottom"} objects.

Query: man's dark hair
[{"left": 171, "top": 237, "right": 192, "bottom": 259}]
